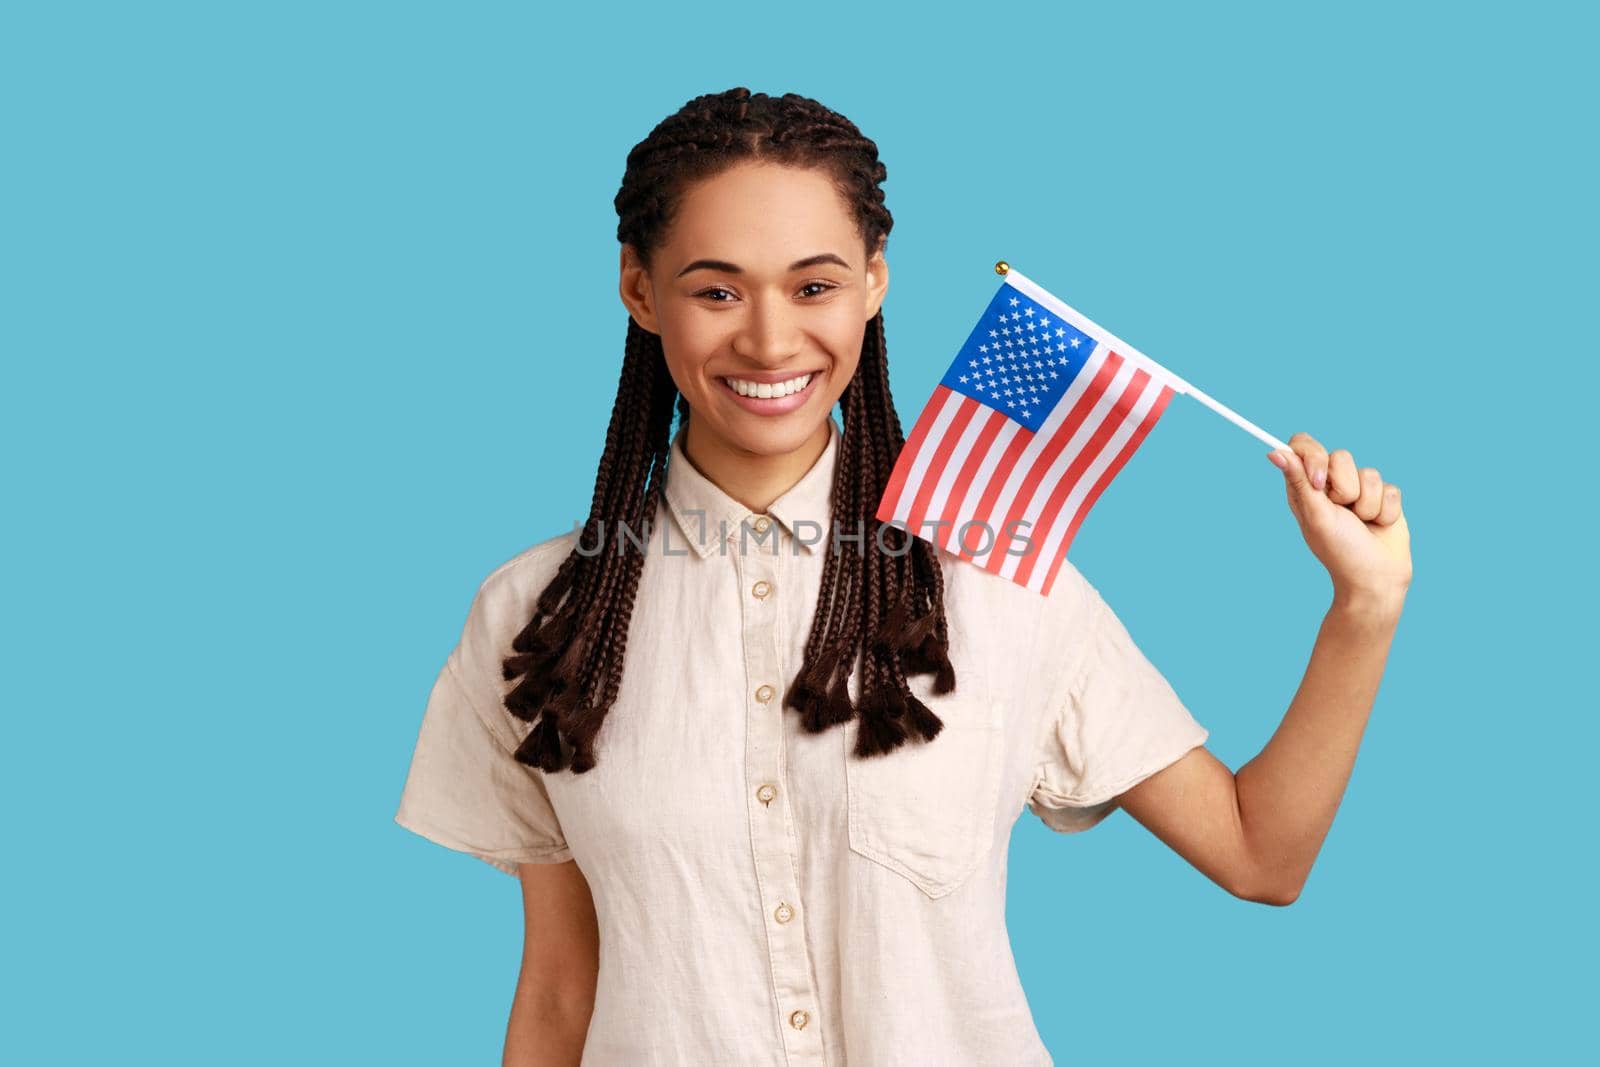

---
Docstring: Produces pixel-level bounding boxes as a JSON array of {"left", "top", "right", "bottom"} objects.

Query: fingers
[
  {"left": 1289, "top": 431, "right": 1330, "bottom": 490},
  {"left": 1326, "top": 449, "right": 1360, "bottom": 505},
  {"left": 1353, "top": 467, "right": 1385, "bottom": 521},
  {"left": 1376, "top": 482, "right": 1403, "bottom": 525},
  {"left": 1275, "top": 432, "right": 1404, "bottom": 527}
]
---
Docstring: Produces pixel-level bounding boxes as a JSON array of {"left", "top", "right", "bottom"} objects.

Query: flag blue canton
[{"left": 939, "top": 279, "right": 1097, "bottom": 434}]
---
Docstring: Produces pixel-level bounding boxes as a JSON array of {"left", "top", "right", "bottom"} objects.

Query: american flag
[{"left": 877, "top": 268, "right": 1187, "bottom": 596}]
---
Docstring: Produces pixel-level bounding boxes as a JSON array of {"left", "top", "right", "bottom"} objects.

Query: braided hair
[{"left": 502, "top": 87, "right": 956, "bottom": 775}]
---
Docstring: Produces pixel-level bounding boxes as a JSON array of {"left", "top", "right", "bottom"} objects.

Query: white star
[
  {"left": 1024, "top": 307, "right": 1034, "bottom": 317},
  {"left": 1009, "top": 296, "right": 1019, "bottom": 307},
  {"left": 1070, "top": 337, "right": 1081, "bottom": 347}
]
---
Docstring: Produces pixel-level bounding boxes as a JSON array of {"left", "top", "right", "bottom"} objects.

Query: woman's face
[{"left": 619, "top": 161, "right": 888, "bottom": 460}]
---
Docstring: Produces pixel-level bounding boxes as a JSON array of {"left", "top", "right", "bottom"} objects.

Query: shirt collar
[{"left": 662, "top": 415, "right": 840, "bottom": 558}]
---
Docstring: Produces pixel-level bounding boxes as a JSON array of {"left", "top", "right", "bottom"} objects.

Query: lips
[
  {"left": 716, "top": 369, "right": 822, "bottom": 414},
  {"left": 720, "top": 371, "right": 815, "bottom": 399}
]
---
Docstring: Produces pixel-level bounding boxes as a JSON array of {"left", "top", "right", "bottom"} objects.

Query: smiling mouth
[{"left": 718, "top": 371, "right": 819, "bottom": 399}]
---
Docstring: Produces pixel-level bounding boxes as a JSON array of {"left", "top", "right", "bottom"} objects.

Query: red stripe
[
  {"left": 937, "top": 406, "right": 1008, "bottom": 556},
  {"left": 1014, "top": 360, "right": 1150, "bottom": 589},
  {"left": 981, "top": 349, "right": 1125, "bottom": 572},
  {"left": 903, "top": 396, "right": 980, "bottom": 544},
  {"left": 876, "top": 384, "right": 948, "bottom": 525},
  {"left": 956, "top": 423, "right": 1035, "bottom": 564},
  {"left": 1039, "top": 381, "right": 1174, "bottom": 596}
]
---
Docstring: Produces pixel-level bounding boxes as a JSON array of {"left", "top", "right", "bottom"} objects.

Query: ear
[
  {"left": 618, "top": 244, "right": 661, "bottom": 334},
  {"left": 863, "top": 240, "right": 889, "bottom": 320}
]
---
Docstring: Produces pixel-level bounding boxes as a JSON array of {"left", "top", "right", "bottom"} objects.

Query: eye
[{"left": 693, "top": 281, "right": 840, "bottom": 303}]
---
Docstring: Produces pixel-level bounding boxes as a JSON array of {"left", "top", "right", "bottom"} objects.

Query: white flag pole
[
  {"left": 995, "top": 261, "right": 1291, "bottom": 454},
  {"left": 1178, "top": 383, "right": 1291, "bottom": 453}
]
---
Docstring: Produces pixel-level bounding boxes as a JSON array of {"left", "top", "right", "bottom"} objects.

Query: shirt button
[
  {"left": 774, "top": 901, "right": 794, "bottom": 924},
  {"left": 751, "top": 580, "right": 771, "bottom": 599},
  {"left": 753, "top": 516, "right": 771, "bottom": 533},
  {"left": 756, "top": 783, "right": 777, "bottom": 806},
  {"left": 789, "top": 1009, "right": 810, "bottom": 1030},
  {"left": 754, "top": 684, "right": 775, "bottom": 703}
]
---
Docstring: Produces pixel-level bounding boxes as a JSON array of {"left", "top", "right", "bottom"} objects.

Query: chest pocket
[{"left": 844, "top": 691, "right": 1004, "bottom": 900}]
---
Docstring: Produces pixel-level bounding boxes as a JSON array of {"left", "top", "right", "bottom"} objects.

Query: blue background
[{"left": 4, "top": 1, "right": 1591, "bottom": 1062}]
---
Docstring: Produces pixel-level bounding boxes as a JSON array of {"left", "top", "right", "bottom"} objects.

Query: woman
[{"left": 394, "top": 87, "right": 1412, "bottom": 1065}]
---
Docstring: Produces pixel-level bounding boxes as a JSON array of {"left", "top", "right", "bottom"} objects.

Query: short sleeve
[
  {"left": 394, "top": 573, "right": 573, "bottom": 875},
  {"left": 1028, "top": 578, "right": 1210, "bottom": 834}
]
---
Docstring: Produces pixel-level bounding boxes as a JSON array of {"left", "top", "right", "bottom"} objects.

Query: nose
[{"left": 730, "top": 293, "right": 804, "bottom": 365}]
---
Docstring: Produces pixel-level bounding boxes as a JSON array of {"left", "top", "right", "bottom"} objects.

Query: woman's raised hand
[{"left": 1267, "top": 432, "right": 1412, "bottom": 609}]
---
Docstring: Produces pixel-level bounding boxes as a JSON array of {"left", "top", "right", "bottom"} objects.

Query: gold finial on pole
[{"left": 994, "top": 260, "right": 1009, "bottom": 275}]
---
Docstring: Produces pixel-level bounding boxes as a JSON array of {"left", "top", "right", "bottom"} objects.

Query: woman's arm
[
  {"left": 504, "top": 859, "right": 600, "bottom": 1066},
  {"left": 1234, "top": 587, "right": 1403, "bottom": 901},
  {"left": 1116, "top": 432, "right": 1412, "bottom": 905}
]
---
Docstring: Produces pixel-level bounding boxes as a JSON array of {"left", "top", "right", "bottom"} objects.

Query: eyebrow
[{"left": 675, "top": 252, "right": 851, "bottom": 279}]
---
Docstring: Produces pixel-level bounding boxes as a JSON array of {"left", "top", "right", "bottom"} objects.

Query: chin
[
  {"left": 729, "top": 422, "right": 818, "bottom": 457},
  {"left": 702, "top": 408, "right": 829, "bottom": 458}
]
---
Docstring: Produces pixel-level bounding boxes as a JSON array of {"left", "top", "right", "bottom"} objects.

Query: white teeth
[{"left": 723, "top": 372, "right": 813, "bottom": 399}]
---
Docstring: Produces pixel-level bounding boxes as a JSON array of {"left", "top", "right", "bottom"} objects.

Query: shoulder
[
  {"left": 933, "top": 547, "right": 1097, "bottom": 639},
  {"left": 476, "top": 528, "right": 581, "bottom": 603},
  {"left": 450, "top": 529, "right": 580, "bottom": 674}
]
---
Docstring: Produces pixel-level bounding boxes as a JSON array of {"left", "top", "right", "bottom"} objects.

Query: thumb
[{"left": 1268, "top": 448, "right": 1318, "bottom": 515}]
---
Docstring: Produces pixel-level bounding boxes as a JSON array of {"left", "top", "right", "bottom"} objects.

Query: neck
[{"left": 680, "top": 418, "right": 832, "bottom": 515}]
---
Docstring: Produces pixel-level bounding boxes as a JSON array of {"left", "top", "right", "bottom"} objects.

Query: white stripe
[
  {"left": 937, "top": 410, "right": 1020, "bottom": 558},
  {"left": 1020, "top": 373, "right": 1166, "bottom": 593},
  {"left": 989, "top": 349, "right": 1141, "bottom": 578},
  {"left": 920, "top": 405, "right": 1004, "bottom": 540},
  {"left": 881, "top": 387, "right": 967, "bottom": 523},
  {"left": 962, "top": 341, "right": 1121, "bottom": 569}
]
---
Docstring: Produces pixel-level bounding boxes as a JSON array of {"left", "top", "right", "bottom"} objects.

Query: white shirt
[{"left": 395, "top": 413, "right": 1210, "bottom": 1065}]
